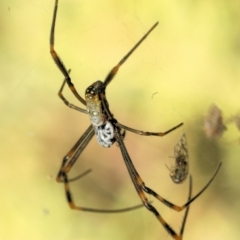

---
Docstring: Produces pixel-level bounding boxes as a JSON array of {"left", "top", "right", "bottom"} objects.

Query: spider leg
[
  {"left": 50, "top": 0, "right": 86, "bottom": 105},
  {"left": 56, "top": 124, "right": 94, "bottom": 182},
  {"left": 103, "top": 22, "right": 159, "bottom": 87},
  {"left": 141, "top": 162, "right": 221, "bottom": 212},
  {"left": 116, "top": 122, "right": 183, "bottom": 137},
  {"left": 100, "top": 93, "right": 182, "bottom": 140},
  {"left": 179, "top": 175, "right": 192, "bottom": 237},
  {"left": 57, "top": 125, "right": 146, "bottom": 213},
  {"left": 61, "top": 171, "right": 147, "bottom": 213},
  {"left": 101, "top": 76, "right": 183, "bottom": 140},
  {"left": 115, "top": 130, "right": 221, "bottom": 239},
  {"left": 67, "top": 169, "right": 92, "bottom": 183},
  {"left": 58, "top": 70, "right": 88, "bottom": 114},
  {"left": 115, "top": 130, "right": 182, "bottom": 239}
]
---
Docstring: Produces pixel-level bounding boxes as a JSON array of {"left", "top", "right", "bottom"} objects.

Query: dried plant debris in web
[{"left": 203, "top": 104, "right": 227, "bottom": 138}]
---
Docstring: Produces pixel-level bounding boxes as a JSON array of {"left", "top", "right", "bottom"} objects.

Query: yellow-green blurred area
[{"left": 1, "top": 0, "right": 240, "bottom": 239}]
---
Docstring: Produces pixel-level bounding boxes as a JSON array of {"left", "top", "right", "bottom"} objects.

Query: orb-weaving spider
[{"left": 50, "top": 1, "right": 222, "bottom": 239}]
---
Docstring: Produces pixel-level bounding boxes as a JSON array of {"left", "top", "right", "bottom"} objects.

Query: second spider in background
[{"left": 166, "top": 133, "right": 189, "bottom": 184}]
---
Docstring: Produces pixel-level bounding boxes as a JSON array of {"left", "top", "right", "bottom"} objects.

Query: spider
[
  {"left": 166, "top": 133, "right": 189, "bottom": 184},
  {"left": 50, "top": 1, "right": 222, "bottom": 239}
]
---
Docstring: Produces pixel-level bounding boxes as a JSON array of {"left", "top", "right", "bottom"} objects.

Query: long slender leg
[
  {"left": 56, "top": 124, "right": 94, "bottom": 182},
  {"left": 116, "top": 128, "right": 221, "bottom": 211},
  {"left": 179, "top": 175, "right": 192, "bottom": 238},
  {"left": 116, "top": 122, "right": 183, "bottom": 137},
  {"left": 50, "top": 0, "right": 86, "bottom": 105},
  {"left": 57, "top": 125, "right": 146, "bottom": 213},
  {"left": 115, "top": 130, "right": 182, "bottom": 239},
  {"left": 67, "top": 169, "right": 92, "bottom": 183},
  {"left": 103, "top": 22, "right": 159, "bottom": 87},
  {"left": 100, "top": 94, "right": 183, "bottom": 139},
  {"left": 58, "top": 70, "right": 88, "bottom": 114},
  {"left": 101, "top": 79, "right": 183, "bottom": 138},
  {"left": 61, "top": 170, "right": 147, "bottom": 213},
  {"left": 141, "top": 163, "right": 221, "bottom": 211},
  {"left": 115, "top": 130, "right": 221, "bottom": 239}
]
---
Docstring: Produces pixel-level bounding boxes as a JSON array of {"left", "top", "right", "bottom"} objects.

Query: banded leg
[
  {"left": 116, "top": 122, "right": 183, "bottom": 137},
  {"left": 50, "top": 0, "right": 86, "bottom": 105},
  {"left": 103, "top": 22, "right": 159, "bottom": 87},
  {"left": 179, "top": 175, "right": 192, "bottom": 238},
  {"left": 115, "top": 130, "right": 221, "bottom": 239},
  {"left": 99, "top": 93, "right": 183, "bottom": 138},
  {"left": 57, "top": 125, "right": 146, "bottom": 213},
  {"left": 58, "top": 70, "right": 88, "bottom": 114},
  {"left": 62, "top": 170, "right": 147, "bottom": 213},
  {"left": 56, "top": 124, "right": 94, "bottom": 182},
  {"left": 141, "top": 166, "right": 221, "bottom": 212}
]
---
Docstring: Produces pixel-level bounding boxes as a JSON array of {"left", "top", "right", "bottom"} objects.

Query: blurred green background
[{"left": 1, "top": 0, "right": 240, "bottom": 239}]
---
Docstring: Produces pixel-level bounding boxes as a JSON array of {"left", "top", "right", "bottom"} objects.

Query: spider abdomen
[{"left": 95, "top": 121, "right": 115, "bottom": 147}]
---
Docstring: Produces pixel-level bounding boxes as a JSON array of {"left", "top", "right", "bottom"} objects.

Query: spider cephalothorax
[{"left": 85, "top": 81, "right": 107, "bottom": 127}]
